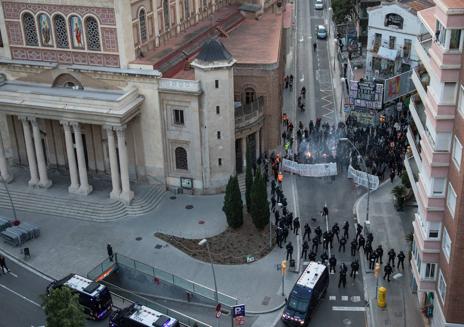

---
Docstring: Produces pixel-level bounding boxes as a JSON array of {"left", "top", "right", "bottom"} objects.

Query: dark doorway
[
  {"left": 247, "top": 133, "right": 256, "bottom": 165},
  {"left": 235, "top": 139, "right": 243, "bottom": 174}
]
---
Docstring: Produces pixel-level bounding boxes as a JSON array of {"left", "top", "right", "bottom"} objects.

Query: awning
[{"left": 377, "top": 46, "right": 399, "bottom": 61}]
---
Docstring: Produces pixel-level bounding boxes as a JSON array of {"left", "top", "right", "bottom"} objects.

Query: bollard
[{"left": 377, "top": 287, "right": 387, "bottom": 308}]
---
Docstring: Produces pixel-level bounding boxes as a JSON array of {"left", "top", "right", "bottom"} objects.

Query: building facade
[
  {"left": 365, "top": 1, "right": 433, "bottom": 80},
  {"left": 405, "top": 0, "right": 464, "bottom": 326},
  {"left": 0, "top": 0, "right": 285, "bottom": 202}
]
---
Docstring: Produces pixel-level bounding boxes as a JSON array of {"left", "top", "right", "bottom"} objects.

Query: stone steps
[
  {"left": 237, "top": 173, "right": 246, "bottom": 193},
  {"left": 0, "top": 184, "right": 166, "bottom": 222}
]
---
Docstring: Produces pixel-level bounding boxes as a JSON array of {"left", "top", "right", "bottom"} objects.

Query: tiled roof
[{"left": 196, "top": 39, "right": 233, "bottom": 63}]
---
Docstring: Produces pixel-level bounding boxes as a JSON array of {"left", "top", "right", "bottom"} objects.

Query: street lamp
[
  {"left": 339, "top": 138, "right": 370, "bottom": 223},
  {"left": 198, "top": 238, "right": 220, "bottom": 326}
]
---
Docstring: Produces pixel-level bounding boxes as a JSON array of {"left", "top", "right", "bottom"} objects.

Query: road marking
[
  {"left": 329, "top": 296, "right": 336, "bottom": 301},
  {"left": 8, "top": 271, "right": 18, "bottom": 278},
  {"left": 341, "top": 296, "right": 348, "bottom": 301},
  {"left": 300, "top": 74, "right": 304, "bottom": 82},
  {"left": 332, "top": 306, "right": 366, "bottom": 312},
  {"left": 0, "top": 283, "right": 42, "bottom": 308},
  {"left": 351, "top": 296, "right": 361, "bottom": 303},
  {"left": 0, "top": 250, "right": 53, "bottom": 282}
]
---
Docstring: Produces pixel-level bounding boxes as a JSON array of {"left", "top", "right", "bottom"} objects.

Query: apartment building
[{"left": 405, "top": 0, "right": 464, "bottom": 326}]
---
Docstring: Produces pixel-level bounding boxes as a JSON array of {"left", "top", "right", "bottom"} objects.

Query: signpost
[{"left": 232, "top": 304, "right": 246, "bottom": 326}]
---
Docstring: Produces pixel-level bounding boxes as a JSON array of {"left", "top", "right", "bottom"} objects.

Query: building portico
[{"left": 0, "top": 74, "right": 143, "bottom": 204}]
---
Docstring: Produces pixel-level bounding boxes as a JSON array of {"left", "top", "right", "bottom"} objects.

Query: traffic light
[{"left": 281, "top": 260, "right": 287, "bottom": 274}]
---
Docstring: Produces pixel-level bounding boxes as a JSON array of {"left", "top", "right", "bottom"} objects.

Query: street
[{"left": 0, "top": 252, "right": 110, "bottom": 327}]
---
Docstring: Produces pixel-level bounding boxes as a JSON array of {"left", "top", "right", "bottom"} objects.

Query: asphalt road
[
  {"left": 0, "top": 253, "right": 109, "bottom": 327},
  {"left": 276, "top": 0, "right": 367, "bottom": 326}
]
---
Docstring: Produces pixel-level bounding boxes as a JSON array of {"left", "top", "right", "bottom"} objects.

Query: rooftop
[
  {"left": 399, "top": 0, "right": 435, "bottom": 12},
  {"left": 196, "top": 39, "right": 233, "bottom": 63},
  {"left": 439, "top": 0, "right": 464, "bottom": 9}
]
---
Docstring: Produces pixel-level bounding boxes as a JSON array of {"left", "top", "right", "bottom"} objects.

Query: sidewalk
[{"left": 355, "top": 180, "right": 424, "bottom": 327}]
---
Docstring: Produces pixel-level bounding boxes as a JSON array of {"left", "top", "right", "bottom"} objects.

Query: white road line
[
  {"left": 0, "top": 283, "right": 42, "bottom": 308},
  {"left": 329, "top": 296, "right": 336, "bottom": 301},
  {"left": 0, "top": 250, "right": 53, "bottom": 282},
  {"left": 8, "top": 271, "right": 18, "bottom": 278},
  {"left": 332, "top": 306, "right": 366, "bottom": 312},
  {"left": 341, "top": 296, "right": 348, "bottom": 301}
]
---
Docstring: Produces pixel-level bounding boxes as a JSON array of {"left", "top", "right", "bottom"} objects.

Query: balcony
[
  {"left": 407, "top": 124, "right": 423, "bottom": 168},
  {"left": 409, "top": 94, "right": 426, "bottom": 136},
  {"left": 414, "top": 35, "right": 433, "bottom": 74},
  {"left": 404, "top": 155, "right": 420, "bottom": 205},
  {"left": 410, "top": 255, "right": 437, "bottom": 292},
  {"left": 234, "top": 96, "right": 264, "bottom": 132},
  {"left": 413, "top": 218, "right": 441, "bottom": 255},
  {"left": 411, "top": 65, "right": 430, "bottom": 102}
]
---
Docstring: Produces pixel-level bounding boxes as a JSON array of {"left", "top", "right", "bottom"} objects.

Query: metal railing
[
  {"left": 106, "top": 282, "right": 212, "bottom": 327},
  {"left": 87, "top": 256, "right": 115, "bottom": 281},
  {"left": 113, "top": 253, "right": 238, "bottom": 307},
  {"left": 235, "top": 97, "right": 264, "bottom": 129}
]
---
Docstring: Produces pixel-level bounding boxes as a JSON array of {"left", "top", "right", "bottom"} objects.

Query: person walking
[
  {"left": 313, "top": 42, "right": 317, "bottom": 52},
  {"left": 308, "top": 251, "right": 317, "bottom": 262},
  {"left": 276, "top": 228, "right": 283, "bottom": 248},
  {"left": 339, "top": 236, "right": 347, "bottom": 253},
  {"left": 0, "top": 255, "right": 9, "bottom": 274},
  {"left": 327, "top": 230, "right": 334, "bottom": 249},
  {"left": 286, "top": 242, "right": 294, "bottom": 261},
  {"left": 342, "top": 221, "right": 350, "bottom": 239},
  {"left": 320, "top": 251, "right": 329, "bottom": 264},
  {"left": 329, "top": 255, "right": 337, "bottom": 274},
  {"left": 369, "top": 252, "right": 377, "bottom": 270},
  {"left": 376, "top": 245, "right": 384, "bottom": 264},
  {"left": 357, "top": 235, "right": 365, "bottom": 251},
  {"left": 303, "top": 223, "right": 311, "bottom": 241},
  {"left": 332, "top": 223, "right": 340, "bottom": 242},
  {"left": 311, "top": 237, "right": 319, "bottom": 253},
  {"left": 283, "top": 227, "right": 289, "bottom": 243},
  {"left": 356, "top": 224, "right": 363, "bottom": 240},
  {"left": 107, "top": 244, "right": 114, "bottom": 262},
  {"left": 338, "top": 268, "right": 347, "bottom": 288},
  {"left": 293, "top": 217, "right": 300, "bottom": 235},
  {"left": 388, "top": 249, "right": 396, "bottom": 266},
  {"left": 315, "top": 226, "right": 322, "bottom": 244},
  {"left": 364, "top": 243, "right": 373, "bottom": 261},
  {"left": 301, "top": 241, "right": 309, "bottom": 260},
  {"left": 321, "top": 204, "right": 329, "bottom": 217},
  {"left": 350, "top": 260, "right": 360, "bottom": 280},
  {"left": 397, "top": 251, "right": 406, "bottom": 270},
  {"left": 322, "top": 231, "right": 329, "bottom": 250},
  {"left": 350, "top": 239, "right": 358, "bottom": 257},
  {"left": 383, "top": 263, "right": 393, "bottom": 282}
]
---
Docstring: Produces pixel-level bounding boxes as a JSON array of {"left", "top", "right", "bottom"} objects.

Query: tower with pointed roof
[{"left": 191, "top": 39, "right": 237, "bottom": 193}]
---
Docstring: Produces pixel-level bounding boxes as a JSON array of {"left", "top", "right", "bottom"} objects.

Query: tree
[
  {"left": 332, "top": 0, "right": 356, "bottom": 24},
  {"left": 42, "top": 287, "right": 86, "bottom": 327},
  {"left": 245, "top": 142, "right": 253, "bottom": 212},
  {"left": 250, "top": 171, "right": 270, "bottom": 230},
  {"left": 223, "top": 176, "right": 243, "bottom": 228}
]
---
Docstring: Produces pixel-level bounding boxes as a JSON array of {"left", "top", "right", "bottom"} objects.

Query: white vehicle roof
[
  {"left": 296, "top": 262, "right": 326, "bottom": 289},
  {"left": 129, "top": 304, "right": 172, "bottom": 326},
  {"left": 316, "top": 0, "right": 323, "bottom": 3},
  {"left": 318, "top": 25, "right": 326, "bottom": 30},
  {"left": 64, "top": 274, "right": 104, "bottom": 297}
]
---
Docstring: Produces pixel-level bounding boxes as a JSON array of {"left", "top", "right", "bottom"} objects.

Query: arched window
[
  {"left": 53, "top": 14, "right": 69, "bottom": 48},
  {"left": 139, "top": 9, "right": 147, "bottom": 43},
  {"left": 244, "top": 87, "right": 256, "bottom": 104},
  {"left": 175, "top": 147, "right": 188, "bottom": 170},
  {"left": 37, "top": 14, "right": 53, "bottom": 47},
  {"left": 84, "top": 16, "right": 101, "bottom": 51},
  {"left": 22, "top": 12, "right": 38, "bottom": 46}
]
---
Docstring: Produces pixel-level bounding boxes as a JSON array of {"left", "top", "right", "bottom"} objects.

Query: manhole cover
[
  {"left": 170, "top": 196, "right": 176, "bottom": 200},
  {"left": 154, "top": 244, "right": 163, "bottom": 249},
  {"left": 198, "top": 220, "right": 205, "bottom": 224},
  {"left": 135, "top": 237, "right": 142, "bottom": 241},
  {"left": 342, "top": 318, "right": 352, "bottom": 326},
  {"left": 185, "top": 205, "right": 194, "bottom": 209},
  {"left": 261, "top": 296, "right": 271, "bottom": 305}
]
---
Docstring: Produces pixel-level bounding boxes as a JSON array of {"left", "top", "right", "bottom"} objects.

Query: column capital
[
  {"left": 114, "top": 125, "right": 127, "bottom": 137},
  {"left": 29, "top": 117, "right": 39, "bottom": 127},
  {"left": 71, "top": 121, "right": 81, "bottom": 133},
  {"left": 18, "top": 115, "right": 30, "bottom": 123},
  {"left": 103, "top": 125, "right": 116, "bottom": 132}
]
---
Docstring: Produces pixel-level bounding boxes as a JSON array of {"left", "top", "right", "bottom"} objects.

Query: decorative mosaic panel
[
  {"left": 6, "top": 21, "right": 23, "bottom": 45},
  {"left": 101, "top": 27, "right": 118, "bottom": 52},
  {"left": 2, "top": 2, "right": 116, "bottom": 25},
  {"left": 10, "top": 47, "right": 120, "bottom": 67}
]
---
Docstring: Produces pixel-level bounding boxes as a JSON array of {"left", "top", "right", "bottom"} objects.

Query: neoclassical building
[{"left": 0, "top": 0, "right": 285, "bottom": 202}]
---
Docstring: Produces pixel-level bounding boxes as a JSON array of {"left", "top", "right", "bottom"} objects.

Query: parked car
[
  {"left": 314, "top": 0, "right": 324, "bottom": 10},
  {"left": 317, "top": 25, "right": 327, "bottom": 39}
]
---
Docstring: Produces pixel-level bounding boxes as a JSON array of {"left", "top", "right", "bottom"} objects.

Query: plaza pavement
[{"left": 356, "top": 179, "right": 426, "bottom": 327}]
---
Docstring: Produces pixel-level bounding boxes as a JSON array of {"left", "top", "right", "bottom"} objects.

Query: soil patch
[{"left": 155, "top": 210, "right": 276, "bottom": 265}]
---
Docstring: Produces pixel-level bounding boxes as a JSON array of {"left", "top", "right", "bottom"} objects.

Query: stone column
[
  {"left": 195, "top": 0, "right": 200, "bottom": 23},
  {"left": 19, "top": 116, "right": 39, "bottom": 186},
  {"left": 212, "top": 0, "right": 216, "bottom": 12},
  {"left": 0, "top": 130, "right": 13, "bottom": 183},
  {"left": 152, "top": 0, "right": 160, "bottom": 47},
  {"left": 61, "top": 121, "right": 80, "bottom": 193},
  {"left": 115, "top": 126, "right": 134, "bottom": 204},
  {"left": 31, "top": 118, "right": 52, "bottom": 188},
  {"left": 256, "top": 129, "right": 261, "bottom": 160},
  {"left": 175, "top": 0, "right": 181, "bottom": 33},
  {"left": 241, "top": 137, "right": 247, "bottom": 169},
  {"left": 104, "top": 126, "right": 121, "bottom": 200},
  {"left": 72, "top": 122, "right": 93, "bottom": 195}
]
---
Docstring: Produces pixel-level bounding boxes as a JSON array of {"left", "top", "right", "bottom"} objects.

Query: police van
[
  {"left": 109, "top": 303, "right": 180, "bottom": 327},
  {"left": 46, "top": 274, "right": 112, "bottom": 320},
  {"left": 281, "top": 262, "right": 329, "bottom": 326}
]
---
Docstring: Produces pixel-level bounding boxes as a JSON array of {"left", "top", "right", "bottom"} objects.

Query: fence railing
[
  {"left": 235, "top": 97, "right": 264, "bottom": 129},
  {"left": 105, "top": 282, "right": 213, "bottom": 327},
  {"left": 113, "top": 253, "right": 238, "bottom": 307},
  {"left": 87, "top": 256, "right": 115, "bottom": 281}
]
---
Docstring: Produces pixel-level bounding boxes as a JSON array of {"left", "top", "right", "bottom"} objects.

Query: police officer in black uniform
[
  {"left": 351, "top": 239, "right": 358, "bottom": 256},
  {"left": 301, "top": 240, "right": 309, "bottom": 260},
  {"left": 388, "top": 249, "right": 396, "bottom": 266},
  {"left": 303, "top": 223, "right": 311, "bottom": 241},
  {"left": 383, "top": 263, "right": 393, "bottom": 282},
  {"left": 329, "top": 255, "right": 337, "bottom": 274},
  {"left": 397, "top": 251, "right": 406, "bottom": 270},
  {"left": 312, "top": 236, "right": 319, "bottom": 253},
  {"left": 339, "top": 236, "right": 347, "bottom": 253},
  {"left": 286, "top": 242, "right": 294, "bottom": 261},
  {"left": 350, "top": 260, "right": 360, "bottom": 279}
]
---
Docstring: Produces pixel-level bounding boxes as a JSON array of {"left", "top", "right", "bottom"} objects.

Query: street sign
[
  {"left": 232, "top": 304, "right": 246, "bottom": 318},
  {"left": 216, "top": 311, "right": 222, "bottom": 318}
]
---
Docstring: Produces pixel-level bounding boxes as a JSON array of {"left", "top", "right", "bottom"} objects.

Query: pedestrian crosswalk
[{"left": 328, "top": 295, "right": 363, "bottom": 303}]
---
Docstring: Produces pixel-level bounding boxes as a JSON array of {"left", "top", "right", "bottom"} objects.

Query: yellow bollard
[{"left": 377, "top": 287, "right": 387, "bottom": 308}]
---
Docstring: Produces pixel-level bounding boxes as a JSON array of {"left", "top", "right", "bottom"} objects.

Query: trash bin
[{"left": 377, "top": 287, "right": 387, "bottom": 308}]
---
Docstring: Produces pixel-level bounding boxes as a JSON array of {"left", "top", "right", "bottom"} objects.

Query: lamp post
[
  {"left": 339, "top": 138, "right": 370, "bottom": 223},
  {"left": 199, "top": 238, "right": 220, "bottom": 326}
]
